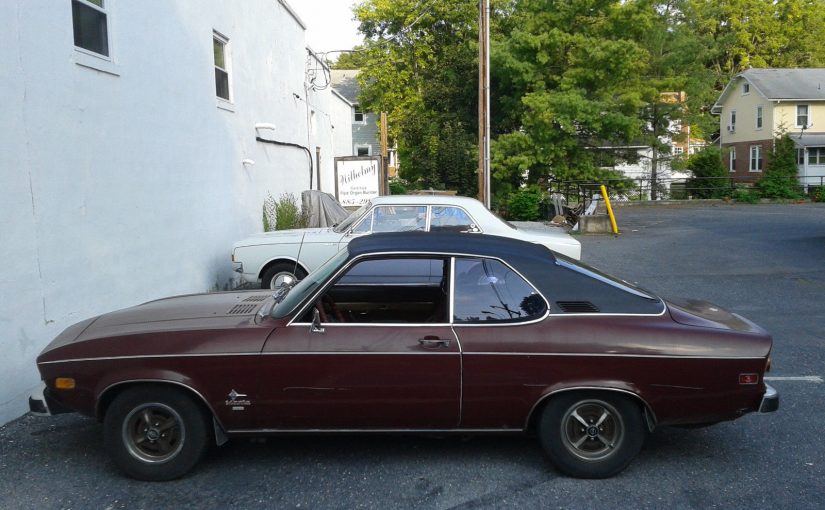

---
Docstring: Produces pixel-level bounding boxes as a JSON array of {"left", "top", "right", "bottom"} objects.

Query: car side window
[
  {"left": 304, "top": 257, "right": 449, "bottom": 324},
  {"left": 351, "top": 210, "right": 372, "bottom": 234},
  {"left": 429, "top": 206, "right": 476, "bottom": 232},
  {"left": 371, "top": 206, "right": 426, "bottom": 232},
  {"left": 453, "top": 257, "right": 546, "bottom": 324}
]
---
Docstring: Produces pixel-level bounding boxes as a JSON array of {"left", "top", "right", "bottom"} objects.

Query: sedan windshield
[
  {"left": 270, "top": 249, "right": 350, "bottom": 318},
  {"left": 333, "top": 203, "right": 371, "bottom": 233}
]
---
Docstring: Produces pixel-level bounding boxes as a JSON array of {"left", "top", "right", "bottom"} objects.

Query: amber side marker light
[
  {"left": 54, "top": 378, "right": 76, "bottom": 390},
  {"left": 739, "top": 373, "right": 759, "bottom": 385}
]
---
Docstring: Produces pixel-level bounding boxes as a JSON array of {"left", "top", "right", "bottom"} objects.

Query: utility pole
[
  {"left": 380, "top": 111, "right": 389, "bottom": 195},
  {"left": 477, "top": 0, "right": 490, "bottom": 208}
]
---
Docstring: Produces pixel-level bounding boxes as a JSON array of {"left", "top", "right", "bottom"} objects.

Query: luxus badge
[{"left": 225, "top": 389, "right": 251, "bottom": 411}]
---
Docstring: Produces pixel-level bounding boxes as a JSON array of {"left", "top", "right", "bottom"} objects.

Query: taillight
[{"left": 739, "top": 373, "right": 759, "bottom": 385}]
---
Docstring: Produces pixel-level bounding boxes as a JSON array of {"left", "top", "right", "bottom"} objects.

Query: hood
[
  {"left": 666, "top": 297, "right": 765, "bottom": 333},
  {"left": 233, "top": 227, "right": 340, "bottom": 248}
]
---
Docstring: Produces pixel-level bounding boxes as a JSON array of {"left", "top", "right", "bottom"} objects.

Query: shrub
[
  {"left": 758, "top": 135, "right": 802, "bottom": 199},
  {"left": 732, "top": 186, "right": 759, "bottom": 204},
  {"left": 686, "top": 147, "right": 729, "bottom": 198},
  {"left": 262, "top": 193, "right": 308, "bottom": 231},
  {"left": 811, "top": 186, "right": 825, "bottom": 203},
  {"left": 389, "top": 178, "right": 408, "bottom": 195},
  {"left": 506, "top": 189, "right": 542, "bottom": 220}
]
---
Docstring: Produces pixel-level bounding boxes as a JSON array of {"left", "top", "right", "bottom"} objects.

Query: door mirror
[
  {"left": 463, "top": 224, "right": 481, "bottom": 233},
  {"left": 310, "top": 308, "right": 325, "bottom": 334}
]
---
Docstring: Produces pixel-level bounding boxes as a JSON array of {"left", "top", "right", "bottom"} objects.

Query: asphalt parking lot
[{"left": 2, "top": 202, "right": 824, "bottom": 509}]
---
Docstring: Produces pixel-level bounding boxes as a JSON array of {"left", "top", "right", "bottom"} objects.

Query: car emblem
[{"left": 225, "top": 389, "right": 251, "bottom": 409}]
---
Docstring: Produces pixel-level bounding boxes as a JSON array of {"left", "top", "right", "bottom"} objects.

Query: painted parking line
[{"left": 764, "top": 376, "right": 823, "bottom": 383}]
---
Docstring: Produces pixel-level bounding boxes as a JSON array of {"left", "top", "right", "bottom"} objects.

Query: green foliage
[
  {"left": 686, "top": 147, "right": 730, "bottom": 198},
  {"left": 757, "top": 135, "right": 802, "bottom": 199},
  {"left": 262, "top": 193, "right": 308, "bottom": 231},
  {"left": 811, "top": 187, "right": 825, "bottom": 203},
  {"left": 732, "top": 185, "right": 760, "bottom": 203},
  {"left": 505, "top": 188, "right": 542, "bottom": 221},
  {"left": 389, "top": 178, "right": 409, "bottom": 195}
]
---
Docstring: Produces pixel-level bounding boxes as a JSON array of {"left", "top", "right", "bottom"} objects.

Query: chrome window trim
[{"left": 462, "top": 352, "right": 764, "bottom": 360}]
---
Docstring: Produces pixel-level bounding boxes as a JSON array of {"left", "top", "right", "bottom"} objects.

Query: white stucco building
[{"left": 0, "top": 0, "right": 352, "bottom": 425}]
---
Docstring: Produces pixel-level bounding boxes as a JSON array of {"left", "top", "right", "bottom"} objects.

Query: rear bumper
[
  {"left": 28, "top": 382, "right": 72, "bottom": 417},
  {"left": 758, "top": 383, "right": 779, "bottom": 413}
]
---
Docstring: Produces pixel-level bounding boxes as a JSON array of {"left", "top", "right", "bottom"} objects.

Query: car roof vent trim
[
  {"left": 556, "top": 301, "right": 600, "bottom": 313},
  {"left": 228, "top": 304, "right": 259, "bottom": 315}
]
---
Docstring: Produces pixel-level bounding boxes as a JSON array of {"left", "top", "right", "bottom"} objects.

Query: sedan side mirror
[
  {"left": 310, "top": 308, "right": 325, "bottom": 334},
  {"left": 462, "top": 224, "right": 481, "bottom": 233}
]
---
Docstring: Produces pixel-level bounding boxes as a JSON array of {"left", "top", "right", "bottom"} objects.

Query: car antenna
[{"left": 292, "top": 231, "right": 306, "bottom": 282}]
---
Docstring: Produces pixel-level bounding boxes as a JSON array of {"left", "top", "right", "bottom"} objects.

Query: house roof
[
  {"left": 792, "top": 133, "right": 825, "bottom": 148},
  {"left": 712, "top": 68, "right": 825, "bottom": 113},
  {"left": 330, "top": 69, "right": 360, "bottom": 104}
]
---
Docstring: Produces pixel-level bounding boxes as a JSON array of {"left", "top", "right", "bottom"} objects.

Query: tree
[
  {"left": 758, "top": 134, "right": 801, "bottom": 199},
  {"left": 686, "top": 147, "right": 729, "bottom": 198}
]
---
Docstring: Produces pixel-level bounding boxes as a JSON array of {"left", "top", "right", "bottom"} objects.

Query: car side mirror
[
  {"left": 310, "top": 308, "right": 325, "bottom": 334},
  {"left": 463, "top": 224, "right": 481, "bottom": 233}
]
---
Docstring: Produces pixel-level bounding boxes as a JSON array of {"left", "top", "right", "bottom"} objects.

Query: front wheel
[
  {"left": 103, "top": 386, "right": 211, "bottom": 481},
  {"left": 261, "top": 262, "right": 307, "bottom": 290},
  {"left": 538, "top": 392, "right": 645, "bottom": 479}
]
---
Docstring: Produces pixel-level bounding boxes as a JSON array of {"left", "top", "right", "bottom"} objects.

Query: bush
[
  {"left": 811, "top": 186, "right": 825, "bottom": 203},
  {"left": 506, "top": 189, "right": 542, "bottom": 220},
  {"left": 686, "top": 147, "right": 729, "bottom": 198},
  {"left": 758, "top": 135, "right": 802, "bottom": 199},
  {"left": 731, "top": 186, "right": 759, "bottom": 204},
  {"left": 389, "top": 178, "right": 408, "bottom": 195},
  {"left": 262, "top": 193, "right": 308, "bottom": 231}
]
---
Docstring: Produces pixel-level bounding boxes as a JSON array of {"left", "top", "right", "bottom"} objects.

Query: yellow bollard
[{"left": 599, "top": 184, "right": 619, "bottom": 234}]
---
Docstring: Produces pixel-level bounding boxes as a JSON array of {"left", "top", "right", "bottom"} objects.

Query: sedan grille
[{"left": 556, "top": 301, "right": 600, "bottom": 313}]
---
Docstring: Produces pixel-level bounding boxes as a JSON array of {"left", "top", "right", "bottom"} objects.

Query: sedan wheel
[
  {"left": 539, "top": 392, "right": 645, "bottom": 478},
  {"left": 261, "top": 262, "right": 307, "bottom": 290},
  {"left": 104, "top": 386, "right": 210, "bottom": 481}
]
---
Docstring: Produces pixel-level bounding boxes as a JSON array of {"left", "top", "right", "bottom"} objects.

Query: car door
[{"left": 257, "top": 256, "right": 461, "bottom": 429}]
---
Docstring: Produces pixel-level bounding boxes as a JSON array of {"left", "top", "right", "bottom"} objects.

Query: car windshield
[
  {"left": 333, "top": 203, "right": 371, "bottom": 233},
  {"left": 270, "top": 249, "right": 350, "bottom": 318}
]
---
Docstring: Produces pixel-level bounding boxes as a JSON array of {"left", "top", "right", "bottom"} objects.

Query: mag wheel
[
  {"left": 104, "top": 386, "right": 210, "bottom": 481},
  {"left": 261, "top": 262, "right": 307, "bottom": 290},
  {"left": 539, "top": 392, "right": 645, "bottom": 479}
]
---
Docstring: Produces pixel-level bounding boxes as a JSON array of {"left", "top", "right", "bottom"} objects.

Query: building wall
[
  {"left": 721, "top": 140, "right": 773, "bottom": 180},
  {"left": 353, "top": 112, "right": 381, "bottom": 155},
  {"left": 0, "top": 0, "right": 349, "bottom": 424},
  {"left": 773, "top": 102, "right": 825, "bottom": 133},
  {"left": 716, "top": 77, "right": 775, "bottom": 144}
]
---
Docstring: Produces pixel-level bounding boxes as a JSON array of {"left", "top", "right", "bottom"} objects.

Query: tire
[
  {"left": 538, "top": 392, "right": 645, "bottom": 479},
  {"left": 103, "top": 386, "right": 211, "bottom": 481},
  {"left": 261, "top": 262, "right": 307, "bottom": 290}
]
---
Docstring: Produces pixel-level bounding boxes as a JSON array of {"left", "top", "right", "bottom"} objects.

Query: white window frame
[
  {"left": 755, "top": 106, "right": 763, "bottom": 130},
  {"left": 796, "top": 104, "right": 810, "bottom": 128},
  {"left": 72, "top": 0, "right": 110, "bottom": 58},
  {"left": 353, "top": 105, "right": 366, "bottom": 124},
  {"left": 729, "top": 110, "right": 736, "bottom": 132},
  {"left": 213, "top": 30, "right": 233, "bottom": 106},
  {"left": 71, "top": 0, "right": 120, "bottom": 75},
  {"left": 354, "top": 144, "right": 371, "bottom": 156},
  {"left": 729, "top": 147, "right": 736, "bottom": 172},
  {"left": 673, "top": 146, "right": 684, "bottom": 155},
  {"left": 811, "top": 147, "right": 825, "bottom": 166},
  {"left": 742, "top": 83, "right": 750, "bottom": 95},
  {"left": 749, "top": 145, "right": 763, "bottom": 173}
]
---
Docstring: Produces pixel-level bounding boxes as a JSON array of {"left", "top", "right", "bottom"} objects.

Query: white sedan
[{"left": 232, "top": 195, "right": 581, "bottom": 289}]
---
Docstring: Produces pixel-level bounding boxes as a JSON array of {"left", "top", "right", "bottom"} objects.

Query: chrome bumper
[
  {"left": 759, "top": 383, "right": 779, "bottom": 413},
  {"left": 232, "top": 261, "right": 243, "bottom": 273}
]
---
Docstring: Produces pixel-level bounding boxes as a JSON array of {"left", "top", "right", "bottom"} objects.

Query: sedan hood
[
  {"left": 233, "top": 227, "right": 340, "bottom": 248},
  {"left": 666, "top": 297, "right": 765, "bottom": 333}
]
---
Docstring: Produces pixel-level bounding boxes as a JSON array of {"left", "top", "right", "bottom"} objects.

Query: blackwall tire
[
  {"left": 103, "top": 386, "right": 210, "bottom": 481},
  {"left": 538, "top": 392, "right": 645, "bottom": 479},
  {"left": 261, "top": 262, "right": 307, "bottom": 290}
]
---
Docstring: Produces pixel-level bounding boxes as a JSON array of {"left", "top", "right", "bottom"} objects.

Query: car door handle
[{"left": 418, "top": 337, "right": 451, "bottom": 349}]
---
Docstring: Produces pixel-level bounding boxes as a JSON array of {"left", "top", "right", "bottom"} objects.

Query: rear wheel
[
  {"left": 261, "top": 262, "right": 307, "bottom": 290},
  {"left": 103, "top": 386, "right": 210, "bottom": 481},
  {"left": 538, "top": 392, "right": 645, "bottom": 479}
]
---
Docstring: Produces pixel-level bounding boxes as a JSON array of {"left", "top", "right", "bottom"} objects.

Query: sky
[{"left": 290, "top": 0, "right": 363, "bottom": 56}]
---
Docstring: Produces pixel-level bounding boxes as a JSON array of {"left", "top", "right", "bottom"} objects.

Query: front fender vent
[
  {"left": 242, "top": 295, "right": 268, "bottom": 302},
  {"left": 228, "top": 304, "right": 258, "bottom": 315},
  {"left": 556, "top": 301, "right": 600, "bottom": 313}
]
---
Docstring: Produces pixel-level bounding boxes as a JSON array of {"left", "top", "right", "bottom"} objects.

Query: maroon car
[{"left": 31, "top": 232, "right": 777, "bottom": 480}]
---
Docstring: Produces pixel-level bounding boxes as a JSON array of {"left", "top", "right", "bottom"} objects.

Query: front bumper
[
  {"left": 28, "top": 381, "right": 72, "bottom": 416},
  {"left": 758, "top": 383, "right": 779, "bottom": 413}
]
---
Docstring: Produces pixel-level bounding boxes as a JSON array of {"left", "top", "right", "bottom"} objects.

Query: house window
[
  {"left": 797, "top": 105, "right": 809, "bottom": 128},
  {"left": 729, "top": 110, "right": 736, "bottom": 132},
  {"left": 72, "top": 0, "right": 109, "bottom": 57},
  {"left": 354, "top": 105, "right": 365, "bottom": 123},
  {"left": 355, "top": 145, "right": 371, "bottom": 156},
  {"left": 730, "top": 147, "right": 737, "bottom": 172},
  {"left": 749, "top": 145, "right": 763, "bottom": 172},
  {"left": 673, "top": 147, "right": 684, "bottom": 155},
  {"left": 756, "top": 106, "right": 763, "bottom": 129},
  {"left": 213, "top": 32, "right": 231, "bottom": 101},
  {"left": 811, "top": 147, "right": 825, "bottom": 165},
  {"left": 797, "top": 149, "right": 805, "bottom": 165},
  {"left": 742, "top": 83, "right": 750, "bottom": 95}
]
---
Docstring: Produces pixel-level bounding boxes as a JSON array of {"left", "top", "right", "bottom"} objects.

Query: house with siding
[
  {"left": 712, "top": 68, "right": 825, "bottom": 188},
  {"left": 0, "top": 0, "right": 352, "bottom": 425}
]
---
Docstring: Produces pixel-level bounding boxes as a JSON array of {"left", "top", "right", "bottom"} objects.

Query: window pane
[
  {"left": 371, "top": 206, "right": 426, "bottom": 232},
  {"left": 430, "top": 207, "right": 474, "bottom": 232},
  {"left": 453, "top": 258, "right": 546, "bottom": 323},
  {"left": 72, "top": 0, "right": 108, "bottom": 56},
  {"left": 215, "top": 69, "right": 230, "bottom": 100},
  {"left": 86, "top": 0, "right": 103, "bottom": 7},
  {"left": 213, "top": 39, "right": 225, "bottom": 69}
]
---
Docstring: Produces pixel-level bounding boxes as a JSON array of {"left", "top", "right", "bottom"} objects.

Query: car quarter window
[
  {"left": 429, "top": 206, "right": 476, "bottom": 232},
  {"left": 303, "top": 257, "right": 449, "bottom": 324},
  {"left": 453, "top": 258, "right": 547, "bottom": 324}
]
